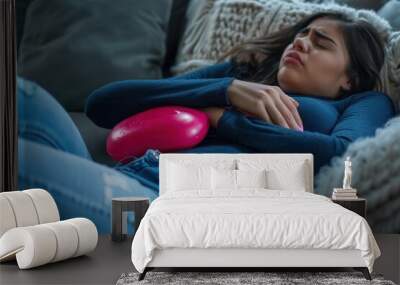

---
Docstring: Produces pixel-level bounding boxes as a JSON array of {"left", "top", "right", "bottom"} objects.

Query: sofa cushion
[
  {"left": 334, "top": 0, "right": 388, "bottom": 11},
  {"left": 69, "top": 112, "right": 114, "bottom": 166},
  {"left": 18, "top": 0, "right": 173, "bottom": 112},
  {"left": 378, "top": 0, "right": 400, "bottom": 31},
  {"left": 163, "top": 0, "right": 191, "bottom": 77},
  {"left": 15, "top": 0, "right": 33, "bottom": 51}
]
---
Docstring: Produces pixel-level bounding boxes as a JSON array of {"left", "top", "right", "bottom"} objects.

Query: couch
[{"left": 15, "top": 0, "right": 400, "bottom": 166}]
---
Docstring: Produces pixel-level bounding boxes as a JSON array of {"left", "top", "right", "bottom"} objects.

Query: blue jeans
[{"left": 17, "top": 77, "right": 159, "bottom": 233}]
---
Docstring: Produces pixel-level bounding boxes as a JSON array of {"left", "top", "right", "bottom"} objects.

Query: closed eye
[
  {"left": 315, "top": 41, "right": 328, "bottom": 49},
  {"left": 296, "top": 27, "right": 335, "bottom": 49}
]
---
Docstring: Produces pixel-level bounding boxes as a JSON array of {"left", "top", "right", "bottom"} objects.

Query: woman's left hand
[{"left": 199, "top": 107, "right": 225, "bottom": 128}]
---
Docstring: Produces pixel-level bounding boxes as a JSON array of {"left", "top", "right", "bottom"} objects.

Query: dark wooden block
[
  {"left": 331, "top": 198, "right": 366, "bottom": 218},
  {"left": 112, "top": 197, "right": 149, "bottom": 242}
]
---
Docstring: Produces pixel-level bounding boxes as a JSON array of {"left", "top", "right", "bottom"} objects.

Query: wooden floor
[
  {"left": 374, "top": 234, "right": 400, "bottom": 284},
  {"left": 0, "top": 234, "right": 398, "bottom": 285}
]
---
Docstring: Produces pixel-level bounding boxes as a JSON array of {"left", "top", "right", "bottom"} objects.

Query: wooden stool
[{"left": 111, "top": 197, "right": 149, "bottom": 242}]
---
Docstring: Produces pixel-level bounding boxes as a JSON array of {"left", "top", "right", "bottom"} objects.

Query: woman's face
[{"left": 277, "top": 18, "right": 351, "bottom": 99}]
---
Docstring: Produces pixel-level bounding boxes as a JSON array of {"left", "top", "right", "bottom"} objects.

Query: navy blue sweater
[{"left": 85, "top": 61, "right": 395, "bottom": 175}]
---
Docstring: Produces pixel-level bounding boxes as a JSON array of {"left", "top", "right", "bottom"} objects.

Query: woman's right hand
[{"left": 227, "top": 79, "right": 303, "bottom": 131}]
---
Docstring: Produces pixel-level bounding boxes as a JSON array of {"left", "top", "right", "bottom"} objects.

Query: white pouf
[{"left": 0, "top": 189, "right": 98, "bottom": 269}]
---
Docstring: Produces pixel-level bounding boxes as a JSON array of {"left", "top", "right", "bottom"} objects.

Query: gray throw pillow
[
  {"left": 17, "top": 0, "right": 173, "bottom": 112},
  {"left": 334, "top": 0, "right": 388, "bottom": 10},
  {"left": 378, "top": 0, "right": 400, "bottom": 31}
]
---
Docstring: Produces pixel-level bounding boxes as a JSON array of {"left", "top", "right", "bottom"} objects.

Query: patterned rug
[{"left": 116, "top": 271, "right": 396, "bottom": 285}]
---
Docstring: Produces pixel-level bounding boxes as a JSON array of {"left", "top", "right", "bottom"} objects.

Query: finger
[
  {"left": 272, "top": 88, "right": 303, "bottom": 129},
  {"left": 289, "top": 97, "right": 299, "bottom": 107},
  {"left": 263, "top": 89, "right": 291, "bottom": 128},
  {"left": 263, "top": 96, "right": 289, "bottom": 128},
  {"left": 254, "top": 101, "right": 272, "bottom": 123},
  {"left": 275, "top": 97, "right": 300, "bottom": 130},
  {"left": 280, "top": 95, "right": 303, "bottom": 129}
]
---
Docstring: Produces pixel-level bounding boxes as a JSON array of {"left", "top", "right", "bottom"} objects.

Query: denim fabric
[
  {"left": 17, "top": 77, "right": 159, "bottom": 233},
  {"left": 115, "top": 149, "right": 161, "bottom": 192},
  {"left": 17, "top": 77, "right": 92, "bottom": 160}
]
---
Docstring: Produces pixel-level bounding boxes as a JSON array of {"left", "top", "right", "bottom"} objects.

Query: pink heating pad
[{"left": 107, "top": 106, "right": 210, "bottom": 162}]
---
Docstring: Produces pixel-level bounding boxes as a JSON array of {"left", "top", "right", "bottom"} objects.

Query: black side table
[
  {"left": 112, "top": 197, "right": 149, "bottom": 242},
  {"left": 331, "top": 198, "right": 367, "bottom": 218}
]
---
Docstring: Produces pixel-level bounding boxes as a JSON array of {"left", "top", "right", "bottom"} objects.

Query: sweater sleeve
[
  {"left": 85, "top": 61, "right": 235, "bottom": 129},
  {"left": 215, "top": 92, "right": 395, "bottom": 174}
]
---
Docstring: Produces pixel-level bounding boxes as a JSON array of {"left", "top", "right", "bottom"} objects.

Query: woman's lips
[{"left": 283, "top": 51, "right": 304, "bottom": 66}]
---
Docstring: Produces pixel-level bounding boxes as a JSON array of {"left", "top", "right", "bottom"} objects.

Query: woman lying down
[{"left": 86, "top": 11, "right": 396, "bottom": 190}]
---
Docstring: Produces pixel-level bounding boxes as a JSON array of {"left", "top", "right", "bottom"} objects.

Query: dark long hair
[{"left": 219, "top": 11, "right": 385, "bottom": 97}]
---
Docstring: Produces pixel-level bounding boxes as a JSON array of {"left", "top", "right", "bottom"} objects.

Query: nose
[{"left": 292, "top": 37, "right": 309, "bottom": 53}]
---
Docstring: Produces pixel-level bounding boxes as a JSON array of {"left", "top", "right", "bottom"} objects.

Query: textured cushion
[
  {"left": 379, "top": 32, "right": 400, "bottom": 113},
  {"left": 315, "top": 115, "right": 400, "bottom": 233},
  {"left": 18, "top": 0, "right": 173, "bottom": 112}
]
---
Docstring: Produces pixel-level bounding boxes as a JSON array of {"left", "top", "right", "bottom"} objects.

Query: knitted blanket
[
  {"left": 315, "top": 116, "right": 400, "bottom": 233},
  {"left": 172, "top": 0, "right": 400, "bottom": 111}
]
